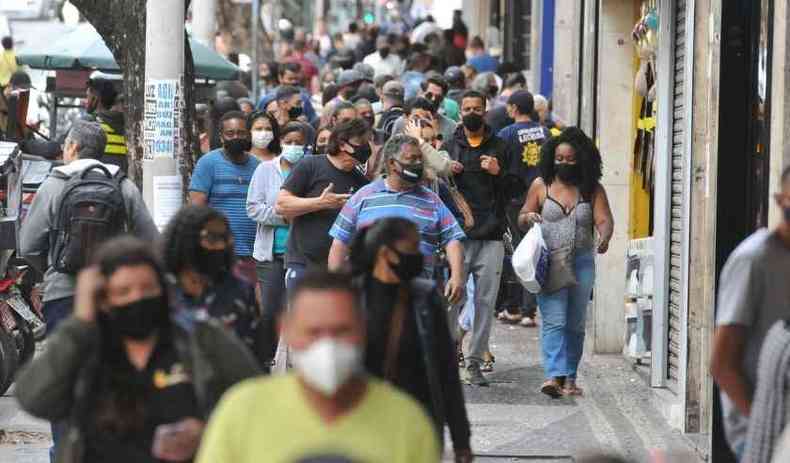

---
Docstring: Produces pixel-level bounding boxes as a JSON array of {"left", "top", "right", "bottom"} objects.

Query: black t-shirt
[
  {"left": 485, "top": 105, "right": 514, "bottom": 135},
  {"left": 281, "top": 155, "right": 368, "bottom": 266},
  {"left": 498, "top": 121, "right": 550, "bottom": 200},
  {"left": 84, "top": 337, "right": 200, "bottom": 463}
]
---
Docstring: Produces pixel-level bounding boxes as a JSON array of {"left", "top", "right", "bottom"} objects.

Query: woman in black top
[
  {"left": 16, "top": 236, "right": 259, "bottom": 463},
  {"left": 349, "top": 217, "right": 473, "bottom": 463}
]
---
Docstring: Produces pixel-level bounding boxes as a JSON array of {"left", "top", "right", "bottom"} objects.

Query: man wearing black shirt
[
  {"left": 275, "top": 119, "right": 370, "bottom": 294},
  {"left": 444, "top": 90, "right": 509, "bottom": 386},
  {"left": 497, "top": 90, "right": 551, "bottom": 326}
]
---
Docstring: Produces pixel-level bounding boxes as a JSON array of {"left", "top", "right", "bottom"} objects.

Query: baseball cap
[
  {"left": 382, "top": 81, "right": 404, "bottom": 101},
  {"left": 352, "top": 63, "right": 375, "bottom": 83},
  {"left": 337, "top": 69, "right": 364, "bottom": 87},
  {"left": 9, "top": 71, "right": 31, "bottom": 90},
  {"left": 507, "top": 90, "right": 535, "bottom": 115},
  {"left": 444, "top": 66, "right": 464, "bottom": 86}
]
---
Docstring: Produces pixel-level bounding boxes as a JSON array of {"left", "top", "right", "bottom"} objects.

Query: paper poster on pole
[
  {"left": 144, "top": 79, "right": 180, "bottom": 160},
  {"left": 152, "top": 175, "right": 183, "bottom": 230}
]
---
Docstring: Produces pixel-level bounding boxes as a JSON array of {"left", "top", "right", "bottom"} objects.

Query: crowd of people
[{"left": 11, "top": 12, "right": 617, "bottom": 463}]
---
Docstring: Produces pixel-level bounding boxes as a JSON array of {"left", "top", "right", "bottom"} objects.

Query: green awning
[{"left": 18, "top": 24, "right": 239, "bottom": 81}]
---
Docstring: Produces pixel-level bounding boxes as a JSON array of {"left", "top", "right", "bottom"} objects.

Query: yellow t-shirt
[
  {"left": 196, "top": 374, "right": 441, "bottom": 463},
  {"left": 0, "top": 50, "right": 18, "bottom": 87}
]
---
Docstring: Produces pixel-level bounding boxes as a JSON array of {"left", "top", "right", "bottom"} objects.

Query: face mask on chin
[{"left": 291, "top": 337, "right": 363, "bottom": 396}]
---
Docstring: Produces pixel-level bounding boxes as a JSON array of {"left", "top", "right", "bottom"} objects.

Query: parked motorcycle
[{"left": 0, "top": 143, "right": 53, "bottom": 394}]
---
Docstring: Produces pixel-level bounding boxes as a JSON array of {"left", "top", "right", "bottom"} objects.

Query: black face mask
[
  {"left": 462, "top": 113, "right": 484, "bottom": 132},
  {"left": 288, "top": 105, "right": 304, "bottom": 120},
  {"left": 488, "top": 85, "right": 499, "bottom": 98},
  {"left": 379, "top": 47, "right": 391, "bottom": 58},
  {"left": 555, "top": 163, "right": 580, "bottom": 184},
  {"left": 394, "top": 160, "right": 424, "bottom": 184},
  {"left": 196, "top": 248, "right": 229, "bottom": 281},
  {"left": 102, "top": 295, "right": 167, "bottom": 340},
  {"left": 392, "top": 249, "right": 424, "bottom": 281},
  {"left": 223, "top": 138, "right": 251, "bottom": 157},
  {"left": 350, "top": 143, "right": 372, "bottom": 164},
  {"left": 315, "top": 144, "right": 328, "bottom": 155}
]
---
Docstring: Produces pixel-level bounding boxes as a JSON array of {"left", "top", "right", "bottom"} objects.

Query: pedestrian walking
[
  {"left": 248, "top": 110, "right": 281, "bottom": 162},
  {"left": 84, "top": 74, "right": 128, "bottom": 173},
  {"left": 189, "top": 111, "right": 260, "bottom": 264},
  {"left": 348, "top": 217, "right": 473, "bottom": 461},
  {"left": 20, "top": 120, "right": 158, "bottom": 334},
  {"left": 195, "top": 271, "right": 441, "bottom": 463},
  {"left": 518, "top": 127, "right": 613, "bottom": 398},
  {"left": 275, "top": 119, "right": 370, "bottom": 292},
  {"left": 392, "top": 96, "right": 457, "bottom": 148},
  {"left": 711, "top": 166, "right": 790, "bottom": 460},
  {"left": 162, "top": 205, "right": 265, "bottom": 367},
  {"left": 247, "top": 126, "right": 309, "bottom": 369},
  {"left": 16, "top": 236, "right": 259, "bottom": 463},
  {"left": 445, "top": 90, "right": 510, "bottom": 385},
  {"left": 327, "top": 134, "right": 465, "bottom": 303},
  {"left": 497, "top": 90, "right": 551, "bottom": 327}
]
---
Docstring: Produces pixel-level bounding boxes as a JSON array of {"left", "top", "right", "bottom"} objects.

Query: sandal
[
  {"left": 482, "top": 352, "right": 495, "bottom": 372},
  {"left": 457, "top": 346, "right": 466, "bottom": 368},
  {"left": 540, "top": 379, "right": 563, "bottom": 399},
  {"left": 519, "top": 316, "right": 537, "bottom": 327}
]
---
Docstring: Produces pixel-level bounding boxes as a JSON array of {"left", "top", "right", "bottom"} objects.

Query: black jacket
[
  {"left": 444, "top": 124, "right": 509, "bottom": 241},
  {"left": 361, "top": 277, "right": 471, "bottom": 451},
  {"left": 16, "top": 316, "right": 260, "bottom": 462}
]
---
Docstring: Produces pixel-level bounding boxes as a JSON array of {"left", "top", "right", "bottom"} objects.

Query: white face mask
[
  {"left": 290, "top": 337, "right": 362, "bottom": 396},
  {"left": 281, "top": 144, "right": 306, "bottom": 164},
  {"left": 251, "top": 130, "right": 274, "bottom": 149}
]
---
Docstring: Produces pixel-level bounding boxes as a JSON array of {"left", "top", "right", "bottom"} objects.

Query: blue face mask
[{"left": 281, "top": 144, "right": 306, "bottom": 164}]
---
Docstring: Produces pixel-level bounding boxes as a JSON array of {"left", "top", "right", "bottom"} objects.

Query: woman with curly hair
[
  {"left": 162, "top": 205, "right": 265, "bottom": 368},
  {"left": 518, "top": 126, "right": 614, "bottom": 398}
]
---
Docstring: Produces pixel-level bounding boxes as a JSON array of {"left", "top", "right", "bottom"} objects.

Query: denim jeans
[
  {"left": 256, "top": 256, "right": 287, "bottom": 365},
  {"left": 42, "top": 297, "right": 73, "bottom": 462},
  {"left": 285, "top": 262, "right": 307, "bottom": 300},
  {"left": 537, "top": 252, "right": 595, "bottom": 380}
]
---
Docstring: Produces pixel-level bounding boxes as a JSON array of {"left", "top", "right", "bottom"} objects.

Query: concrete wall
[
  {"left": 770, "top": 0, "right": 790, "bottom": 228},
  {"left": 551, "top": 0, "right": 581, "bottom": 125},
  {"left": 590, "top": 0, "right": 635, "bottom": 354}
]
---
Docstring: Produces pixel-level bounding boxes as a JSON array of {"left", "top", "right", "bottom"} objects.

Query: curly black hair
[
  {"left": 161, "top": 205, "right": 235, "bottom": 276},
  {"left": 538, "top": 126, "right": 602, "bottom": 199}
]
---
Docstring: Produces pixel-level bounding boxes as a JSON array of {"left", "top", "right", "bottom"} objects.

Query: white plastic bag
[{"left": 512, "top": 224, "right": 549, "bottom": 294}]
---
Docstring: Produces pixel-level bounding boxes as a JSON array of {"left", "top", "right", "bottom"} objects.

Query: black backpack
[{"left": 51, "top": 164, "right": 129, "bottom": 274}]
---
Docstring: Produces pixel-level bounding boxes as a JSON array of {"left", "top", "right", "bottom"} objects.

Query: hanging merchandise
[{"left": 632, "top": 4, "right": 658, "bottom": 192}]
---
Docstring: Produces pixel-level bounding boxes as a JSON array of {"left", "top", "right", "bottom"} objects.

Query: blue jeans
[
  {"left": 285, "top": 262, "right": 307, "bottom": 301},
  {"left": 537, "top": 252, "right": 595, "bottom": 380},
  {"left": 42, "top": 297, "right": 73, "bottom": 462}
]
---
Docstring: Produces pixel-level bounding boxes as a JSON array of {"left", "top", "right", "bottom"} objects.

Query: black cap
[
  {"left": 444, "top": 66, "right": 464, "bottom": 87},
  {"left": 9, "top": 71, "right": 31, "bottom": 90},
  {"left": 507, "top": 90, "right": 535, "bottom": 115}
]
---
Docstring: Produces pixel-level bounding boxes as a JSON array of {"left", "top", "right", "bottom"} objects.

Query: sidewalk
[{"left": 459, "top": 318, "right": 702, "bottom": 462}]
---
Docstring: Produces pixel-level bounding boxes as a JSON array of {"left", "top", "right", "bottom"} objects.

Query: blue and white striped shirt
[{"left": 189, "top": 149, "right": 260, "bottom": 257}]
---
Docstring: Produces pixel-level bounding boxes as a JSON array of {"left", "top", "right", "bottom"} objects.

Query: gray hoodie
[{"left": 19, "top": 158, "right": 159, "bottom": 302}]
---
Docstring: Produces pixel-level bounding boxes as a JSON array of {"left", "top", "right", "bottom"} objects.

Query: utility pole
[
  {"left": 192, "top": 0, "right": 216, "bottom": 48},
  {"left": 251, "top": 0, "right": 260, "bottom": 101},
  {"left": 142, "top": 0, "right": 186, "bottom": 231}
]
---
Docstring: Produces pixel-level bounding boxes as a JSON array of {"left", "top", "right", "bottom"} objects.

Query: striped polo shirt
[
  {"left": 329, "top": 178, "right": 466, "bottom": 275},
  {"left": 189, "top": 149, "right": 260, "bottom": 257}
]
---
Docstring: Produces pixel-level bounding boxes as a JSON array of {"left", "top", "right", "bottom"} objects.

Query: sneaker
[
  {"left": 520, "top": 316, "right": 537, "bottom": 327},
  {"left": 481, "top": 352, "right": 495, "bottom": 372},
  {"left": 465, "top": 362, "right": 489, "bottom": 386}
]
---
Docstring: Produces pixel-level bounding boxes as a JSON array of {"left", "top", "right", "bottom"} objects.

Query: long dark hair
[
  {"left": 349, "top": 217, "right": 418, "bottom": 277},
  {"left": 162, "top": 205, "right": 235, "bottom": 276},
  {"left": 538, "top": 126, "right": 602, "bottom": 199},
  {"left": 90, "top": 236, "right": 172, "bottom": 438},
  {"left": 248, "top": 110, "right": 282, "bottom": 154}
]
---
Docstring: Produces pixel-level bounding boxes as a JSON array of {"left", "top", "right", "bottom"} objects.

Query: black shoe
[{"left": 465, "top": 362, "right": 489, "bottom": 386}]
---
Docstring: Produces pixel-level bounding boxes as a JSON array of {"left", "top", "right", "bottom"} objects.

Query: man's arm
[
  {"left": 711, "top": 325, "right": 751, "bottom": 416},
  {"left": 275, "top": 186, "right": 346, "bottom": 220},
  {"left": 327, "top": 239, "right": 350, "bottom": 272},
  {"left": 19, "top": 178, "right": 56, "bottom": 273},
  {"left": 444, "top": 240, "right": 464, "bottom": 304},
  {"left": 190, "top": 191, "right": 208, "bottom": 206}
]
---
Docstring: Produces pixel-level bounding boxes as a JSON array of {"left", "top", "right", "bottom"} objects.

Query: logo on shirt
[
  {"left": 153, "top": 363, "right": 192, "bottom": 389},
  {"left": 522, "top": 142, "right": 541, "bottom": 166}
]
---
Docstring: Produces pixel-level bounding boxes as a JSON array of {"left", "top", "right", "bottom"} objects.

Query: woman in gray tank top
[{"left": 517, "top": 127, "right": 614, "bottom": 398}]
